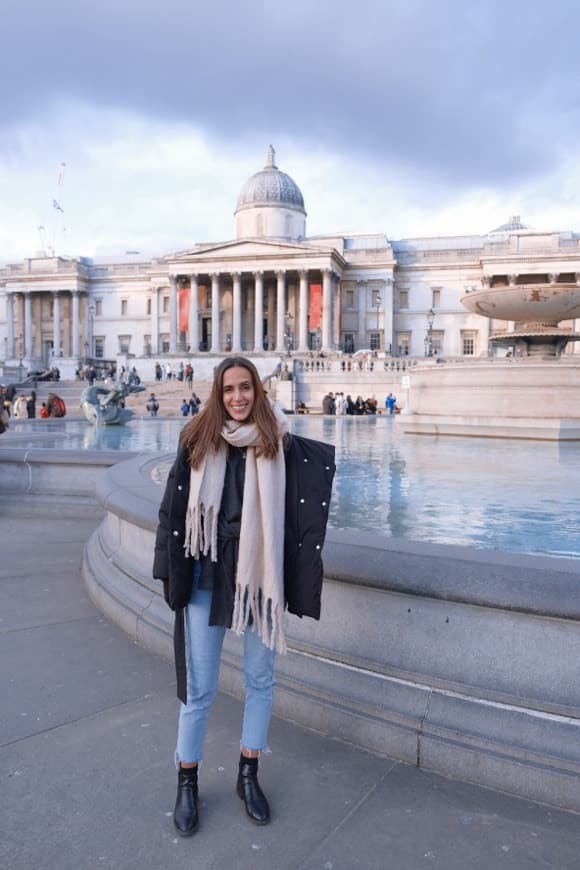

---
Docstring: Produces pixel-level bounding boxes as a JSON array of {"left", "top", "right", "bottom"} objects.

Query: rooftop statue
[{"left": 80, "top": 382, "right": 145, "bottom": 425}]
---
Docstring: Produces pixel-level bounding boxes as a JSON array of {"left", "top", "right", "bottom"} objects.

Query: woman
[
  {"left": 154, "top": 356, "right": 335, "bottom": 836},
  {"left": 12, "top": 393, "right": 29, "bottom": 419}
]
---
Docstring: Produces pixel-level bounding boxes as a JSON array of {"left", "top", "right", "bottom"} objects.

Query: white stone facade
[{"left": 1, "top": 150, "right": 580, "bottom": 377}]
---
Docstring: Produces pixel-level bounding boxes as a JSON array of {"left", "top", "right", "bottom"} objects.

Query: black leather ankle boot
[
  {"left": 174, "top": 765, "right": 199, "bottom": 836},
  {"left": 236, "top": 754, "right": 270, "bottom": 825}
]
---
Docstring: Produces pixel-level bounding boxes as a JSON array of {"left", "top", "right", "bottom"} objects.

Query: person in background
[
  {"left": 27, "top": 390, "right": 37, "bottom": 419},
  {"left": 12, "top": 393, "right": 29, "bottom": 419},
  {"left": 188, "top": 394, "right": 201, "bottom": 416},
  {"left": 181, "top": 399, "right": 190, "bottom": 417},
  {"left": 386, "top": 393, "right": 397, "bottom": 415},
  {"left": 0, "top": 404, "right": 10, "bottom": 434},
  {"left": 153, "top": 356, "right": 335, "bottom": 836},
  {"left": 147, "top": 393, "right": 160, "bottom": 417}
]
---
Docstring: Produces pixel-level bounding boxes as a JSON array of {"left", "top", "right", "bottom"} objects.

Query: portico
[{"left": 164, "top": 240, "right": 345, "bottom": 356}]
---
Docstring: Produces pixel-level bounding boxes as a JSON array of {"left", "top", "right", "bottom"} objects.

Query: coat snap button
[
  {"left": 173, "top": 530, "right": 179, "bottom": 537},
  {"left": 321, "top": 501, "right": 327, "bottom": 507},
  {"left": 177, "top": 485, "right": 183, "bottom": 491},
  {"left": 300, "top": 498, "right": 305, "bottom": 503},
  {"left": 304, "top": 458, "right": 308, "bottom": 462},
  {"left": 315, "top": 544, "right": 321, "bottom": 550}
]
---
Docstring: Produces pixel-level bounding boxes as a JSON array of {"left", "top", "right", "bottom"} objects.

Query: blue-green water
[{"left": 4, "top": 416, "right": 579, "bottom": 559}]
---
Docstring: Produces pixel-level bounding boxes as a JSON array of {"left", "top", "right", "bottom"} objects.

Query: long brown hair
[{"left": 180, "top": 356, "right": 280, "bottom": 467}]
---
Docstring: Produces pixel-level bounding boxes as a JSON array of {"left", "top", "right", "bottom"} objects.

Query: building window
[
  {"left": 94, "top": 337, "right": 105, "bottom": 359},
  {"left": 121, "top": 299, "right": 128, "bottom": 316},
  {"left": 370, "top": 332, "right": 380, "bottom": 351},
  {"left": 160, "top": 335, "right": 170, "bottom": 353},
  {"left": 146, "top": 298, "right": 152, "bottom": 315},
  {"left": 118, "top": 334, "right": 131, "bottom": 353},
  {"left": 396, "top": 332, "right": 410, "bottom": 356},
  {"left": 162, "top": 296, "right": 169, "bottom": 314},
  {"left": 432, "top": 288, "right": 441, "bottom": 308},
  {"left": 143, "top": 335, "right": 151, "bottom": 355},
  {"left": 344, "top": 288, "right": 355, "bottom": 308},
  {"left": 343, "top": 333, "right": 355, "bottom": 353},
  {"left": 95, "top": 299, "right": 103, "bottom": 316},
  {"left": 431, "top": 331, "right": 444, "bottom": 356},
  {"left": 399, "top": 290, "right": 409, "bottom": 308},
  {"left": 462, "top": 331, "right": 476, "bottom": 355}
]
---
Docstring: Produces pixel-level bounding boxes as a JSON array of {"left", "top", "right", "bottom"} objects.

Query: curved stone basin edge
[{"left": 3, "top": 447, "right": 580, "bottom": 812}]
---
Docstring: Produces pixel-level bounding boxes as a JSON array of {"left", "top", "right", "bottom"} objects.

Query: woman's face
[{"left": 222, "top": 366, "right": 256, "bottom": 422}]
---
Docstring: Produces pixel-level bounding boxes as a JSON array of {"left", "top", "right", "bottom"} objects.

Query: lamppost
[
  {"left": 17, "top": 333, "right": 24, "bottom": 383},
  {"left": 88, "top": 304, "right": 95, "bottom": 361},
  {"left": 425, "top": 307, "right": 435, "bottom": 357}
]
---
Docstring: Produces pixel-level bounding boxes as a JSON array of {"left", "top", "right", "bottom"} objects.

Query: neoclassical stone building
[{"left": 1, "top": 146, "right": 580, "bottom": 377}]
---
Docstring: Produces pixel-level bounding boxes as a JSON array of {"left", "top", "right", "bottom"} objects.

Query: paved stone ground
[{"left": 2, "top": 508, "right": 580, "bottom": 870}]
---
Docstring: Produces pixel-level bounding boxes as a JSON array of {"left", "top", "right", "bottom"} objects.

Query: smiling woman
[{"left": 152, "top": 354, "right": 335, "bottom": 836}]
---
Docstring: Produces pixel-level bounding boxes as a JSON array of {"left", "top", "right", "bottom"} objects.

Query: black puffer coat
[{"left": 153, "top": 433, "right": 336, "bottom": 701}]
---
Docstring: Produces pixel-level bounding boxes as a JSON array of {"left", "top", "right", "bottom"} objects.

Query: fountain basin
[{"left": 461, "top": 283, "right": 580, "bottom": 324}]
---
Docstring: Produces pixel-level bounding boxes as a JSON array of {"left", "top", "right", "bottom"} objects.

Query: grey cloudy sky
[{"left": 1, "top": 0, "right": 579, "bottom": 259}]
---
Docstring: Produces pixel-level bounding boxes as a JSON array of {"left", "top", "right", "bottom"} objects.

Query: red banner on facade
[
  {"left": 178, "top": 287, "right": 189, "bottom": 334},
  {"left": 309, "top": 283, "right": 322, "bottom": 330}
]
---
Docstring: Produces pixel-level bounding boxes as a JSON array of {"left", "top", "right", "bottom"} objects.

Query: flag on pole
[{"left": 53, "top": 199, "right": 64, "bottom": 213}]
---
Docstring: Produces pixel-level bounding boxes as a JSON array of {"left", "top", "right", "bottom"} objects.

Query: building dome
[
  {"left": 488, "top": 215, "right": 531, "bottom": 235},
  {"left": 234, "top": 146, "right": 307, "bottom": 241},
  {"left": 236, "top": 146, "right": 306, "bottom": 213}
]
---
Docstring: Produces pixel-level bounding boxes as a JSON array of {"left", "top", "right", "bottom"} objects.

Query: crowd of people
[
  {"left": 320, "top": 391, "right": 400, "bottom": 415},
  {"left": 155, "top": 362, "right": 194, "bottom": 386},
  {"left": 321, "top": 391, "right": 379, "bottom": 415},
  {"left": 1, "top": 385, "right": 37, "bottom": 422}
]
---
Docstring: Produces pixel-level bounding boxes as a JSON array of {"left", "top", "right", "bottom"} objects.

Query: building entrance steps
[{"left": 2, "top": 509, "right": 580, "bottom": 870}]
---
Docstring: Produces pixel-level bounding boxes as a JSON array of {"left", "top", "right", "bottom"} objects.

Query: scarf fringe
[
  {"left": 231, "top": 582, "right": 287, "bottom": 654},
  {"left": 184, "top": 502, "right": 219, "bottom": 562}
]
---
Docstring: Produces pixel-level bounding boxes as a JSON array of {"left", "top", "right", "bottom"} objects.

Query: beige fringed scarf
[{"left": 183, "top": 403, "right": 289, "bottom": 653}]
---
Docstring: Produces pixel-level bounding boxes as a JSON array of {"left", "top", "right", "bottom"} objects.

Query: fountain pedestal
[
  {"left": 398, "top": 359, "right": 580, "bottom": 440},
  {"left": 399, "top": 282, "right": 580, "bottom": 440}
]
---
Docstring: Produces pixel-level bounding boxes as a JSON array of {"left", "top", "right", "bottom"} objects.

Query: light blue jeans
[{"left": 175, "top": 578, "right": 276, "bottom": 765}]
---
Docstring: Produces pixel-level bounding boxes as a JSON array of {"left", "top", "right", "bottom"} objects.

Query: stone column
[
  {"left": 24, "top": 292, "right": 33, "bottom": 358},
  {"left": 211, "top": 274, "right": 220, "bottom": 352},
  {"left": 232, "top": 272, "right": 242, "bottom": 352},
  {"left": 52, "top": 292, "right": 61, "bottom": 359},
  {"left": 357, "top": 280, "right": 367, "bottom": 349},
  {"left": 188, "top": 275, "right": 199, "bottom": 354},
  {"left": 151, "top": 286, "right": 159, "bottom": 355},
  {"left": 169, "top": 276, "right": 178, "bottom": 353},
  {"left": 276, "top": 270, "right": 286, "bottom": 352},
  {"left": 298, "top": 269, "right": 309, "bottom": 352},
  {"left": 253, "top": 271, "right": 264, "bottom": 352},
  {"left": 6, "top": 292, "right": 15, "bottom": 358},
  {"left": 72, "top": 291, "right": 80, "bottom": 357},
  {"left": 333, "top": 274, "right": 342, "bottom": 348},
  {"left": 321, "top": 269, "right": 332, "bottom": 351}
]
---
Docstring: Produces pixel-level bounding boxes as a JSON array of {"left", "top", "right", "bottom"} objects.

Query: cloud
[{"left": 2, "top": 0, "right": 580, "bottom": 191}]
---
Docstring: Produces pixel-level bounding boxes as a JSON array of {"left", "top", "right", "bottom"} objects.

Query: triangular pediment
[{"left": 165, "top": 237, "right": 335, "bottom": 263}]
